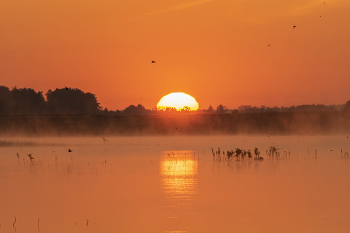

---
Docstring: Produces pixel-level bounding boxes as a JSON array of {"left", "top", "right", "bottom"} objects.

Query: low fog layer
[{"left": 1, "top": 112, "right": 350, "bottom": 136}]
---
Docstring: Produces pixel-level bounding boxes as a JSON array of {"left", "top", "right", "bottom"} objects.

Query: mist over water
[
  {"left": 1, "top": 111, "right": 350, "bottom": 136},
  {"left": 1, "top": 135, "right": 350, "bottom": 233}
]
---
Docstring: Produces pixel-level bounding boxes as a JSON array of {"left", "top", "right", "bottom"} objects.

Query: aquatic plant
[
  {"left": 216, "top": 147, "right": 221, "bottom": 161},
  {"left": 13, "top": 217, "right": 16, "bottom": 232},
  {"left": 211, "top": 147, "right": 222, "bottom": 161},
  {"left": 341, "top": 150, "right": 349, "bottom": 159},
  {"left": 247, "top": 150, "right": 252, "bottom": 159},
  {"left": 253, "top": 148, "right": 263, "bottom": 160},
  {"left": 267, "top": 146, "right": 279, "bottom": 158},
  {"left": 226, "top": 150, "right": 234, "bottom": 160},
  {"left": 254, "top": 147, "right": 260, "bottom": 158},
  {"left": 242, "top": 150, "right": 247, "bottom": 159},
  {"left": 16, "top": 153, "right": 20, "bottom": 165},
  {"left": 213, "top": 147, "right": 264, "bottom": 161},
  {"left": 27, "top": 153, "right": 35, "bottom": 164},
  {"left": 235, "top": 148, "right": 243, "bottom": 160}
]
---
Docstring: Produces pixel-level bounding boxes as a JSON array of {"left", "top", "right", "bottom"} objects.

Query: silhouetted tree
[
  {"left": 287, "top": 104, "right": 334, "bottom": 112},
  {"left": 235, "top": 148, "right": 242, "bottom": 160},
  {"left": 0, "top": 86, "right": 12, "bottom": 116},
  {"left": 235, "top": 104, "right": 334, "bottom": 113},
  {"left": 216, "top": 104, "right": 226, "bottom": 114},
  {"left": 11, "top": 87, "right": 46, "bottom": 115},
  {"left": 207, "top": 105, "right": 214, "bottom": 113},
  {"left": 123, "top": 104, "right": 150, "bottom": 116},
  {"left": 46, "top": 87, "right": 101, "bottom": 115},
  {"left": 180, "top": 106, "right": 191, "bottom": 113},
  {"left": 344, "top": 100, "right": 350, "bottom": 112},
  {"left": 156, "top": 107, "right": 178, "bottom": 115}
]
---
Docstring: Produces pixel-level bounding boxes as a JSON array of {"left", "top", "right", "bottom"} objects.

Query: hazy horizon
[{"left": 0, "top": 85, "right": 348, "bottom": 112}]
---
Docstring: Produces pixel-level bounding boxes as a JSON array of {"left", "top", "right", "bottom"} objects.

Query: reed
[
  {"left": 267, "top": 146, "right": 279, "bottom": 158},
  {"left": 13, "top": 217, "right": 16, "bottom": 232}
]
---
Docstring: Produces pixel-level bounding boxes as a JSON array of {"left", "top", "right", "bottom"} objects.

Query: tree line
[
  {"left": 0, "top": 85, "right": 349, "bottom": 116},
  {"left": 0, "top": 86, "right": 101, "bottom": 116}
]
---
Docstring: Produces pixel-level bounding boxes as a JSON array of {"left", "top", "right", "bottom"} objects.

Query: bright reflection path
[
  {"left": 161, "top": 151, "right": 198, "bottom": 201},
  {"left": 160, "top": 151, "right": 198, "bottom": 232}
]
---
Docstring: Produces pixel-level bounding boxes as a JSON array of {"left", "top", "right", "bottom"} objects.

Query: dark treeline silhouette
[
  {"left": 236, "top": 104, "right": 341, "bottom": 113},
  {"left": 0, "top": 86, "right": 101, "bottom": 116},
  {"left": 202, "top": 104, "right": 345, "bottom": 114},
  {"left": 0, "top": 86, "right": 46, "bottom": 116},
  {"left": 344, "top": 100, "right": 350, "bottom": 112},
  {"left": 122, "top": 104, "right": 151, "bottom": 116},
  {"left": 46, "top": 88, "right": 100, "bottom": 115},
  {"left": 1, "top": 85, "right": 349, "bottom": 116},
  {"left": 1, "top": 85, "right": 350, "bottom": 135}
]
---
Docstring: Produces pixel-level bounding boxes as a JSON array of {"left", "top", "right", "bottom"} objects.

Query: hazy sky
[{"left": 1, "top": 0, "right": 350, "bottom": 110}]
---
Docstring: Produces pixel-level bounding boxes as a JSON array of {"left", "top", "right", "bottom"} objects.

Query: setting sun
[{"left": 157, "top": 92, "right": 199, "bottom": 111}]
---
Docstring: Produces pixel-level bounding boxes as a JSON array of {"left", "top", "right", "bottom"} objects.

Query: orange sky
[{"left": 1, "top": 0, "right": 350, "bottom": 110}]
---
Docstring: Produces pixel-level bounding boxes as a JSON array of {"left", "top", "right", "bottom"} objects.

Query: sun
[{"left": 157, "top": 92, "right": 199, "bottom": 111}]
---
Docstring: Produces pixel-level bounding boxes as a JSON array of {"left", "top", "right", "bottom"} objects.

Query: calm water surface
[{"left": 0, "top": 135, "right": 350, "bottom": 233}]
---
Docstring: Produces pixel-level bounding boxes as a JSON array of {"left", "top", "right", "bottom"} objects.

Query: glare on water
[
  {"left": 0, "top": 135, "right": 350, "bottom": 233},
  {"left": 161, "top": 151, "right": 198, "bottom": 201}
]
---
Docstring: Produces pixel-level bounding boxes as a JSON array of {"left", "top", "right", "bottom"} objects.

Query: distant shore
[{"left": 1, "top": 111, "right": 349, "bottom": 136}]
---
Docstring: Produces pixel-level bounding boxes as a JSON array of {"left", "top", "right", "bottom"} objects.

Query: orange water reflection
[
  {"left": 160, "top": 151, "right": 198, "bottom": 202},
  {"left": 160, "top": 151, "right": 198, "bottom": 232}
]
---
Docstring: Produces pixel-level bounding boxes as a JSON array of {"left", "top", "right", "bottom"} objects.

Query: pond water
[{"left": 0, "top": 135, "right": 350, "bottom": 233}]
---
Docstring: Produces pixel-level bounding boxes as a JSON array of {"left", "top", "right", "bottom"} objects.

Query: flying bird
[
  {"left": 267, "top": 44, "right": 271, "bottom": 47},
  {"left": 68, "top": 148, "right": 72, "bottom": 152},
  {"left": 151, "top": 61, "right": 156, "bottom": 63},
  {"left": 293, "top": 25, "right": 296, "bottom": 29}
]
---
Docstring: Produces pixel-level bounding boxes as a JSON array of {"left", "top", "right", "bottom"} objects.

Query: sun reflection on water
[{"left": 160, "top": 151, "right": 198, "bottom": 202}]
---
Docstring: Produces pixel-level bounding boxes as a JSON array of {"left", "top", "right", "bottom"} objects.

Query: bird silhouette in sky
[
  {"left": 293, "top": 25, "right": 296, "bottom": 29},
  {"left": 267, "top": 44, "right": 271, "bottom": 47},
  {"left": 151, "top": 61, "right": 156, "bottom": 63}
]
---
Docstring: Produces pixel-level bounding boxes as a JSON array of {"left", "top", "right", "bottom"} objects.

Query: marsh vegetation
[{"left": 212, "top": 147, "right": 263, "bottom": 161}]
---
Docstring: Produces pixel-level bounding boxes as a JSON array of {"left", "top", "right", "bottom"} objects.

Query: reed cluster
[{"left": 211, "top": 147, "right": 263, "bottom": 161}]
